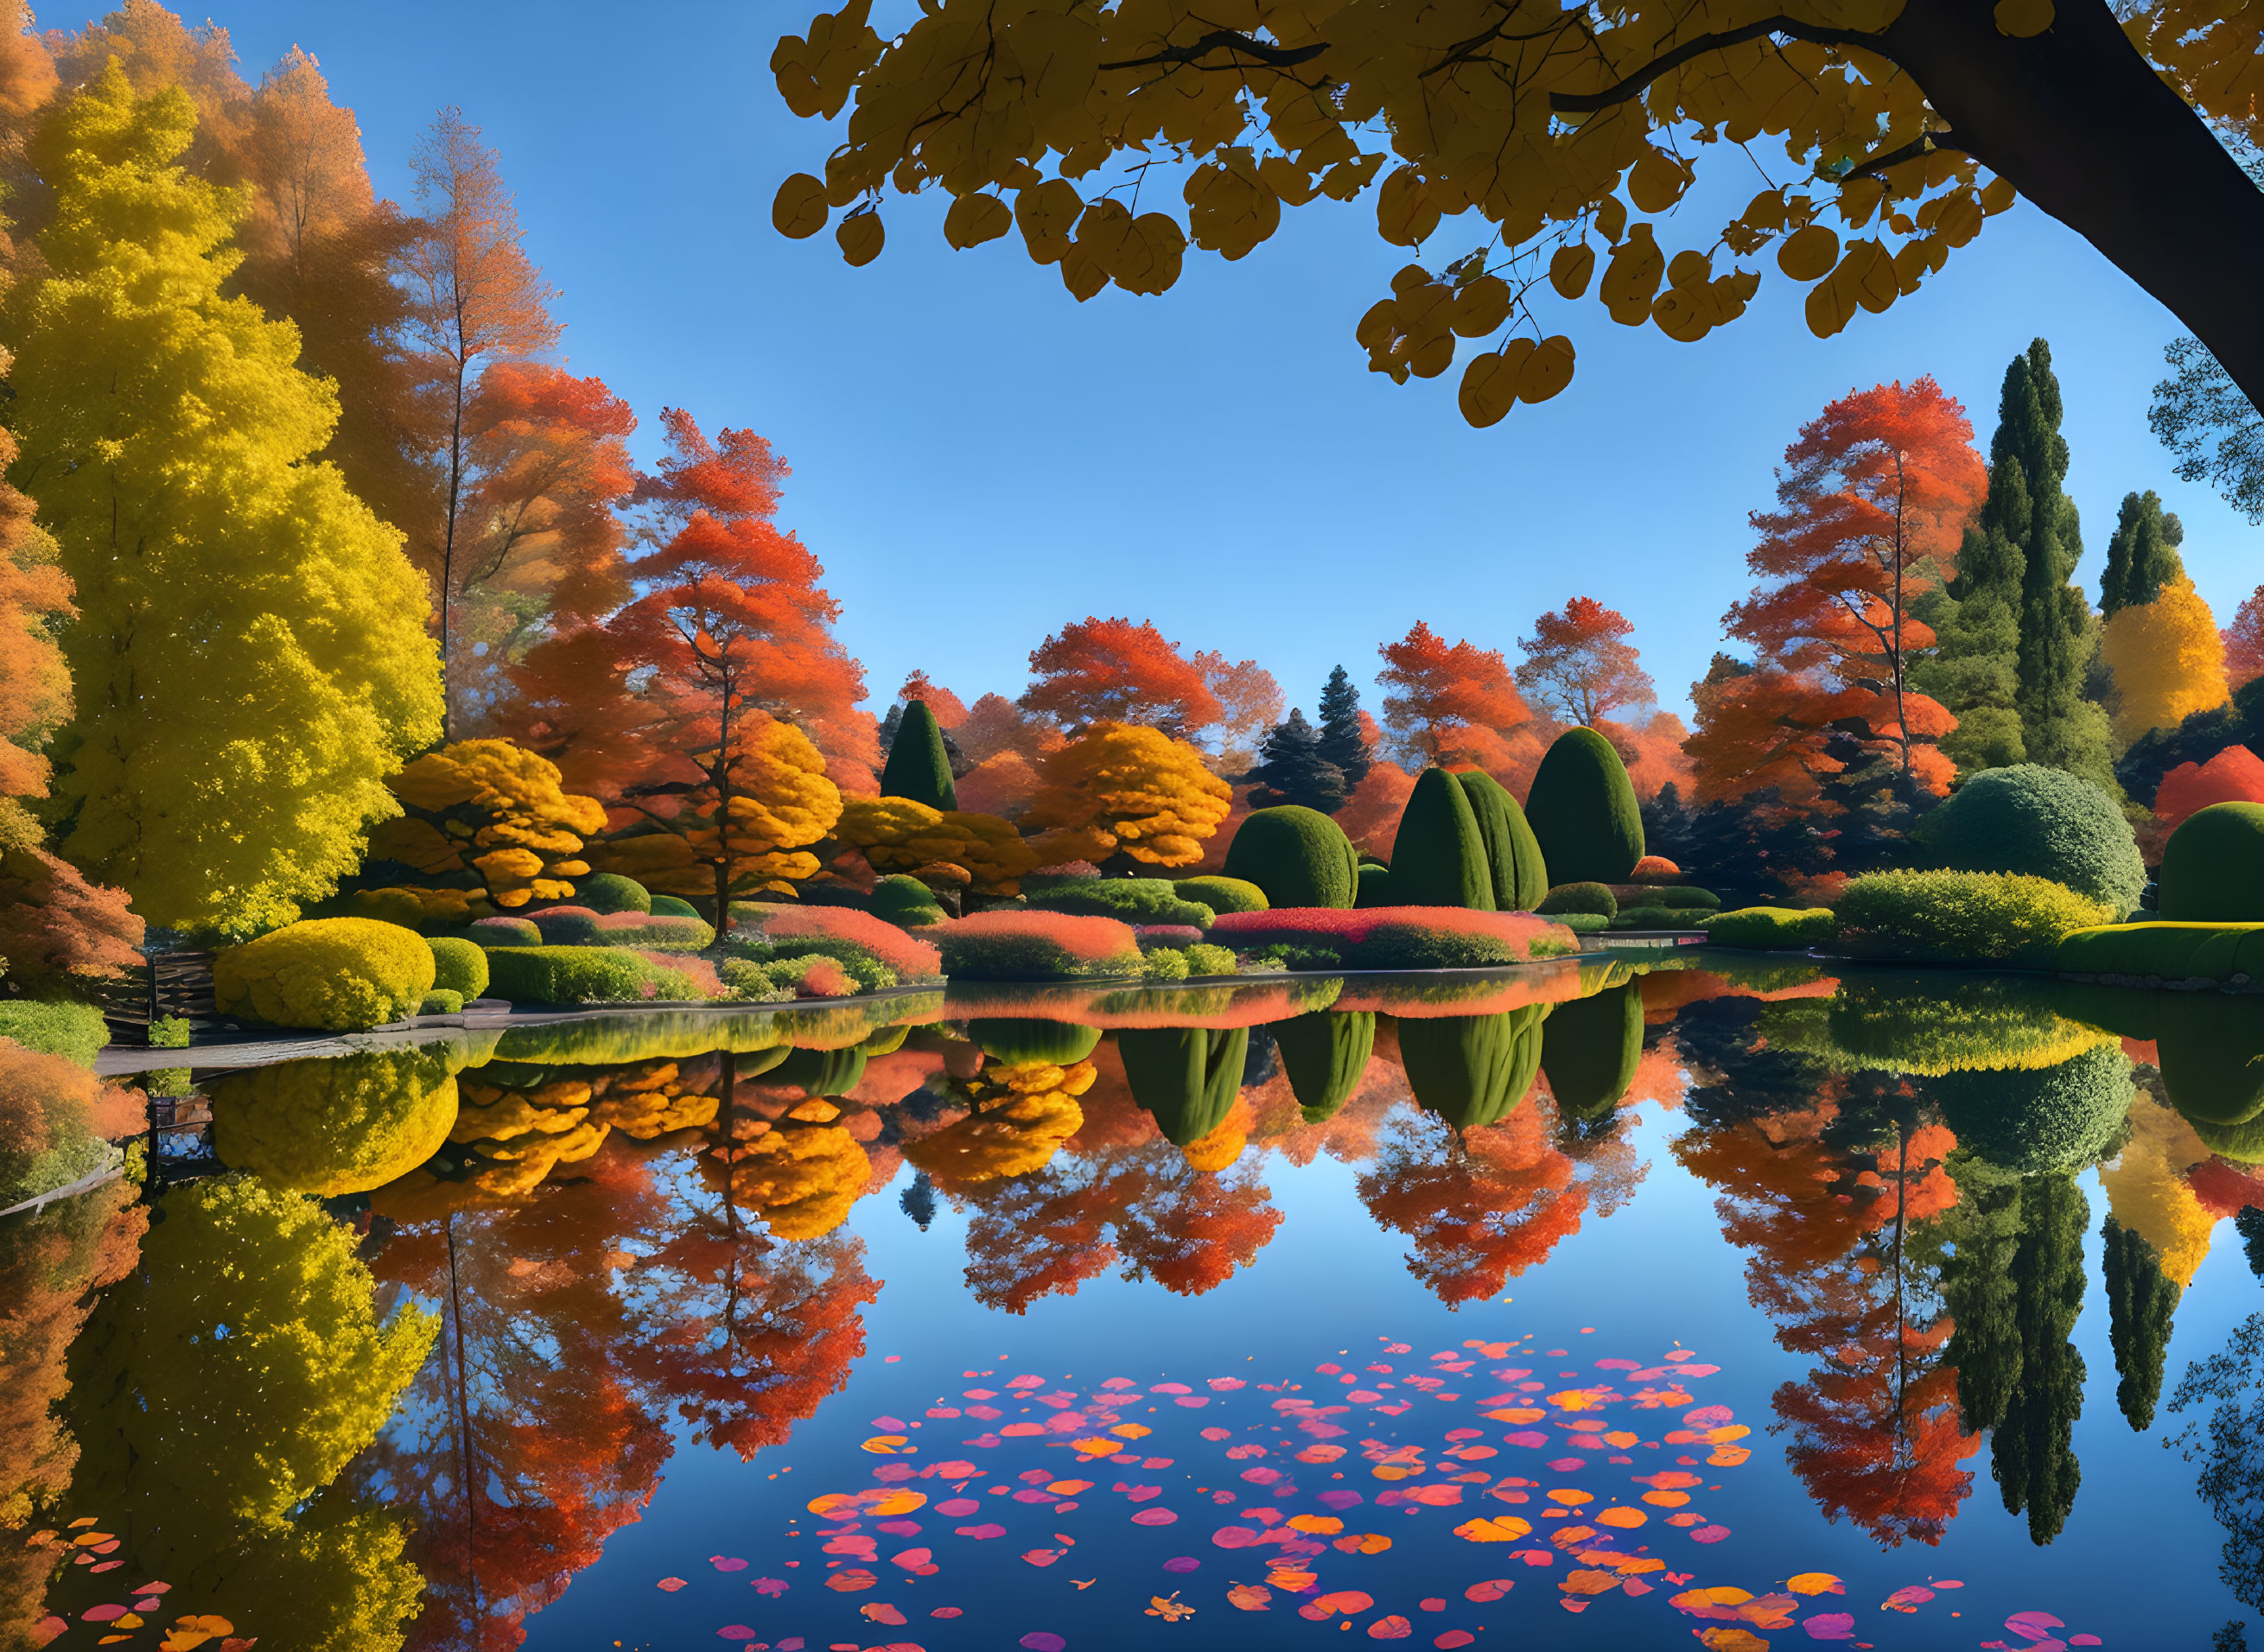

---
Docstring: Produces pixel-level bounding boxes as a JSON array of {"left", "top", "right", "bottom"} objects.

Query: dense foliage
[
  {"left": 1221, "top": 805, "right": 1360, "bottom": 911},
  {"left": 1836, "top": 870, "right": 2115, "bottom": 967},
  {"left": 2160, "top": 802, "right": 2264, "bottom": 921},
  {"left": 1524, "top": 728, "right": 1644, "bottom": 884},
  {"left": 215, "top": 918, "right": 437, "bottom": 1032},
  {"left": 1922, "top": 764, "right": 2146, "bottom": 915}
]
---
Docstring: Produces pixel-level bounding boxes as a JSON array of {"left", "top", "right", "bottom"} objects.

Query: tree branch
[
  {"left": 1842, "top": 129, "right": 1968, "bottom": 181},
  {"left": 1549, "top": 16, "right": 1883, "bottom": 115},
  {"left": 1099, "top": 29, "right": 1327, "bottom": 74}
]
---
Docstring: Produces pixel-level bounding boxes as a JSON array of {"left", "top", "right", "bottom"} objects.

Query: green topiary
[
  {"left": 1399, "top": 1005, "right": 1545, "bottom": 1130},
  {"left": 575, "top": 874, "right": 652, "bottom": 915},
  {"left": 967, "top": 1018, "right": 1103, "bottom": 1065},
  {"left": 1390, "top": 768, "right": 1496, "bottom": 910},
  {"left": 1116, "top": 1025, "right": 1249, "bottom": 1144},
  {"left": 2190, "top": 1111, "right": 2264, "bottom": 1163},
  {"left": 881, "top": 699, "right": 957, "bottom": 810},
  {"left": 1650, "top": 886, "right": 1722, "bottom": 910},
  {"left": 1929, "top": 1041, "right": 2134, "bottom": 1172},
  {"left": 1537, "top": 882, "right": 1617, "bottom": 918},
  {"left": 771, "top": 1043, "right": 871, "bottom": 1098},
  {"left": 1455, "top": 770, "right": 1549, "bottom": 912},
  {"left": 2153, "top": 990, "right": 2264, "bottom": 1125},
  {"left": 1611, "top": 906, "right": 1687, "bottom": 929},
  {"left": 0, "top": 1000, "right": 109, "bottom": 1064},
  {"left": 417, "top": 989, "right": 464, "bottom": 1014},
  {"left": 1026, "top": 877, "right": 1217, "bottom": 927},
  {"left": 481, "top": 945, "right": 702, "bottom": 1004},
  {"left": 214, "top": 918, "right": 436, "bottom": 1032},
  {"left": 1837, "top": 870, "right": 2113, "bottom": 967},
  {"left": 1270, "top": 1009, "right": 1376, "bottom": 1121},
  {"left": 2160, "top": 801, "right": 2264, "bottom": 922},
  {"left": 1702, "top": 906, "right": 1835, "bottom": 949},
  {"left": 425, "top": 936, "right": 490, "bottom": 1001},
  {"left": 1924, "top": 764, "right": 2145, "bottom": 915},
  {"left": 873, "top": 874, "right": 949, "bottom": 927},
  {"left": 1541, "top": 983, "right": 1643, "bottom": 1119},
  {"left": 1175, "top": 875, "right": 1269, "bottom": 914},
  {"left": 1222, "top": 806, "right": 1361, "bottom": 909},
  {"left": 1355, "top": 863, "right": 1393, "bottom": 908},
  {"left": 1524, "top": 727, "right": 1644, "bottom": 884},
  {"left": 650, "top": 893, "right": 703, "bottom": 918},
  {"left": 1554, "top": 912, "right": 1609, "bottom": 935}
]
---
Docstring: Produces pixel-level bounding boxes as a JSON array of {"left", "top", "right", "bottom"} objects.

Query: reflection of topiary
[
  {"left": 881, "top": 699, "right": 958, "bottom": 810},
  {"left": 906, "top": 1058, "right": 1093, "bottom": 1185},
  {"left": 1390, "top": 768, "right": 1495, "bottom": 910},
  {"left": 2189, "top": 1112, "right": 2264, "bottom": 1163},
  {"left": 575, "top": 873, "right": 652, "bottom": 914},
  {"left": 211, "top": 1047, "right": 461, "bottom": 1195},
  {"left": 1116, "top": 1025, "right": 1249, "bottom": 1144},
  {"left": 718, "top": 1119, "right": 871, "bottom": 1239},
  {"left": 1540, "top": 983, "right": 1642, "bottom": 1119},
  {"left": 770, "top": 1043, "right": 872, "bottom": 1098},
  {"left": 1524, "top": 728, "right": 1644, "bottom": 885},
  {"left": 1270, "top": 1009, "right": 1376, "bottom": 1121},
  {"left": 967, "top": 1017, "right": 1103, "bottom": 1065},
  {"left": 1400, "top": 1004, "right": 1545, "bottom": 1130},
  {"left": 2160, "top": 801, "right": 2264, "bottom": 921},
  {"left": 2153, "top": 989, "right": 2264, "bottom": 1125},
  {"left": 1930, "top": 1042, "right": 2134, "bottom": 1172},
  {"left": 215, "top": 918, "right": 436, "bottom": 1032},
  {"left": 1455, "top": 770, "right": 1549, "bottom": 911},
  {"left": 1924, "top": 764, "right": 2145, "bottom": 916},
  {"left": 1807, "top": 973, "right": 2115, "bottom": 1077},
  {"left": 1175, "top": 875, "right": 1269, "bottom": 914},
  {"left": 425, "top": 935, "right": 489, "bottom": 1001},
  {"left": 1222, "top": 805, "right": 1361, "bottom": 909}
]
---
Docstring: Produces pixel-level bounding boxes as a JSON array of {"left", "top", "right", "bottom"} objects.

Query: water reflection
[{"left": 10, "top": 962, "right": 2264, "bottom": 1645}]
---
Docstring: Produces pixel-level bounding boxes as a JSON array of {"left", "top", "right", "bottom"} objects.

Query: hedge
[
  {"left": 874, "top": 874, "right": 949, "bottom": 927},
  {"left": 529, "top": 905, "right": 605, "bottom": 944},
  {"left": 2153, "top": 989, "right": 2264, "bottom": 1126},
  {"left": 1541, "top": 982, "right": 1643, "bottom": 1119},
  {"left": 215, "top": 918, "right": 437, "bottom": 1032},
  {"left": 1027, "top": 877, "right": 1217, "bottom": 928},
  {"left": 1355, "top": 864, "right": 1394, "bottom": 908},
  {"left": 1175, "top": 875, "right": 1269, "bottom": 915},
  {"left": 0, "top": 1000, "right": 108, "bottom": 1065},
  {"left": 1524, "top": 727, "right": 1644, "bottom": 885},
  {"left": 426, "top": 936, "right": 490, "bottom": 1001},
  {"left": 1222, "top": 806, "right": 1361, "bottom": 910},
  {"left": 1703, "top": 907, "right": 1836, "bottom": 950},
  {"left": 967, "top": 1018, "right": 1103, "bottom": 1065},
  {"left": 1929, "top": 1041, "right": 2134, "bottom": 1173},
  {"left": 2057, "top": 921, "right": 2264, "bottom": 983},
  {"left": 651, "top": 893, "right": 703, "bottom": 919},
  {"left": 1116, "top": 1025, "right": 1249, "bottom": 1144},
  {"left": 209, "top": 1046, "right": 460, "bottom": 1196},
  {"left": 575, "top": 874, "right": 652, "bottom": 914},
  {"left": 881, "top": 698, "right": 958, "bottom": 811},
  {"left": 932, "top": 911, "right": 1145, "bottom": 982},
  {"left": 1649, "top": 886, "right": 1722, "bottom": 911},
  {"left": 1390, "top": 768, "right": 1495, "bottom": 909},
  {"left": 2160, "top": 802, "right": 2264, "bottom": 922},
  {"left": 1611, "top": 906, "right": 1692, "bottom": 930},
  {"left": 1456, "top": 770, "right": 1549, "bottom": 911},
  {"left": 1553, "top": 912, "right": 1610, "bottom": 936},
  {"left": 1537, "top": 882, "right": 1617, "bottom": 918},
  {"left": 1142, "top": 943, "right": 1237, "bottom": 980},
  {"left": 419, "top": 989, "right": 464, "bottom": 1015},
  {"left": 1923, "top": 764, "right": 2146, "bottom": 916},
  {"left": 1400, "top": 1004, "right": 1546, "bottom": 1130},
  {"left": 588, "top": 911, "right": 716, "bottom": 952},
  {"left": 482, "top": 946, "right": 702, "bottom": 1004},
  {"left": 1270, "top": 1009, "right": 1376, "bottom": 1121},
  {"left": 1211, "top": 907, "right": 1576, "bottom": 970},
  {"left": 1835, "top": 871, "right": 2113, "bottom": 968}
]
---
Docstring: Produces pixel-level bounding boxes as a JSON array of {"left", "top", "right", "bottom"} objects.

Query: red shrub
[
  {"left": 793, "top": 957, "right": 856, "bottom": 998},
  {"left": 1630, "top": 855, "right": 1682, "bottom": 882},
  {"left": 757, "top": 905, "right": 944, "bottom": 982},
  {"left": 644, "top": 950, "right": 722, "bottom": 999},
  {"left": 932, "top": 910, "right": 1143, "bottom": 981}
]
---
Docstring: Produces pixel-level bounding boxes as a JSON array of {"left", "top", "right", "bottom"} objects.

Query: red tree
[
  {"left": 2225, "top": 585, "right": 2264, "bottom": 690},
  {"left": 1376, "top": 622, "right": 1541, "bottom": 783},
  {"left": 1021, "top": 617, "right": 1223, "bottom": 740},
  {"left": 897, "top": 670, "right": 968, "bottom": 728},
  {"left": 2153, "top": 745, "right": 2264, "bottom": 835},
  {"left": 957, "top": 691, "right": 1066, "bottom": 766},
  {"left": 1516, "top": 596, "right": 1655, "bottom": 727}
]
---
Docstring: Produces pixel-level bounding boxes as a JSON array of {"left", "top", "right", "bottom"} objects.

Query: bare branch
[
  {"left": 1549, "top": 16, "right": 1882, "bottom": 116},
  {"left": 1100, "top": 29, "right": 1327, "bottom": 74}
]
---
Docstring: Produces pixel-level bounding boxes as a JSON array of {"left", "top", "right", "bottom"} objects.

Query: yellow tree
[
  {"left": 2100, "top": 577, "right": 2230, "bottom": 740},
  {"left": 832, "top": 796, "right": 1042, "bottom": 893},
  {"left": 770, "top": 0, "right": 2264, "bottom": 419},
  {"left": 361, "top": 738, "right": 607, "bottom": 916},
  {"left": 1021, "top": 721, "right": 1233, "bottom": 869},
  {"left": 8, "top": 63, "right": 441, "bottom": 934}
]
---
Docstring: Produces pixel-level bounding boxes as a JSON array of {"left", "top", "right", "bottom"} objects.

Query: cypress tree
[
  {"left": 881, "top": 699, "right": 957, "bottom": 810},
  {"left": 1315, "top": 665, "right": 1373, "bottom": 796},
  {"left": 2099, "top": 490, "right": 2186, "bottom": 615},
  {"left": 1523, "top": 728, "right": 1644, "bottom": 884},
  {"left": 1249, "top": 708, "right": 1348, "bottom": 812},
  {"left": 1455, "top": 770, "right": 1549, "bottom": 910},
  {"left": 1390, "top": 766, "right": 1495, "bottom": 908},
  {"left": 2102, "top": 1214, "right": 2178, "bottom": 1431}
]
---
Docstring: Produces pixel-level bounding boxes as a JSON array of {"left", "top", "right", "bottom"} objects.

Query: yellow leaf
[
  {"left": 1627, "top": 149, "right": 1692, "bottom": 213},
  {"left": 1451, "top": 274, "right": 1512, "bottom": 337},
  {"left": 1517, "top": 334, "right": 1575, "bottom": 403},
  {"left": 1377, "top": 166, "right": 1441, "bottom": 245},
  {"left": 837, "top": 212, "right": 884, "bottom": 267},
  {"left": 1549, "top": 242, "right": 1595, "bottom": 299},
  {"left": 1458, "top": 342, "right": 1528, "bottom": 428},
  {"left": 944, "top": 193, "right": 1012, "bottom": 249},
  {"left": 772, "top": 173, "right": 830, "bottom": 238},
  {"left": 1777, "top": 223, "right": 1839, "bottom": 280}
]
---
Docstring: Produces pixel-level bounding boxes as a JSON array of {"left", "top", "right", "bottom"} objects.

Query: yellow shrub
[
  {"left": 836, "top": 797, "right": 1041, "bottom": 893},
  {"left": 214, "top": 918, "right": 436, "bottom": 1032},
  {"left": 370, "top": 738, "right": 607, "bottom": 908},
  {"left": 209, "top": 1047, "right": 459, "bottom": 1195}
]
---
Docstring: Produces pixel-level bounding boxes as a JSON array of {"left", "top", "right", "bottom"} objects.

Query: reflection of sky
[{"left": 516, "top": 1092, "right": 2260, "bottom": 1650}]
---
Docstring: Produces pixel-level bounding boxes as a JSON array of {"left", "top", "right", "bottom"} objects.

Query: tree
[
  {"left": 1516, "top": 596, "right": 1654, "bottom": 727},
  {"left": 1021, "top": 616, "right": 1223, "bottom": 740},
  {"left": 2152, "top": 334, "right": 2264, "bottom": 524},
  {"left": 1247, "top": 708, "right": 1347, "bottom": 813},
  {"left": 1376, "top": 621, "right": 1539, "bottom": 779},
  {"left": 10, "top": 64, "right": 442, "bottom": 934},
  {"left": 1724, "top": 378, "right": 1987, "bottom": 793},
  {"left": 362, "top": 738, "right": 607, "bottom": 913},
  {"left": 957, "top": 690, "right": 1065, "bottom": 766},
  {"left": 879, "top": 698, "right": 958, "bottom": 810},
  {"left": 897, "top": 668, "right": 967, "bottom": 728},
  {"left": 2153, "top": 746, "right": 2264, "bottom": 836},
  {"left": 2227, "top": 587, "right": 2264, "bottom": 690},
  {"left": 2100, "top": 577, "right": 2232, "bottom": 740},
  {"left": 1194, "top": 649, "right": 1285, "bottom": 772},
  {"left": 2099, "top": 490, "right": 2187, "bottom": 616},
  {"left": 1334, "top": 759, "right": 1416, "bottom": 861},
  {"left": 770, "top": 0, "right": 2264, "bottom": 421},
  {"left": 1021, "top": 721, "right": 1233, "bottom": 869},
  {"left": 398, "top": 107, "right": 561, "bottom": 737},
  {"left": 1315, "top": 665, "right": 1373, "bottom": 795}
]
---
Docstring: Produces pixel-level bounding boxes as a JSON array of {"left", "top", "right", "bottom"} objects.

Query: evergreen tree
[
  {"left": 2102, "top": 1213, "right": 2178, "bottom": 1431},
  {"left": 900, "top": 1170, "right": 937, "bottom": 1230},
  {"left": 880, "top": 699, "right": 958, "bottom": 810},
  {"left": 1248, "top": 709, "right": 1348, "bottom": 813},
  {"left": 1314, "top": 665, "right": 1373, "bottom": 796},
  {"left": 2101, "top": 491, "right": 2188, "bottom": 616}
]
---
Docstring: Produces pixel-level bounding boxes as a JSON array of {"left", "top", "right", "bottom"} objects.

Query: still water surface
[{"left": 15, "top": 953, "right": 2264, "bottom": 1650}]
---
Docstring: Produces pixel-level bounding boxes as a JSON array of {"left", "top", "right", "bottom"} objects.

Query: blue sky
[{"left": 70, "top": 0, "right": 2261, "bottom": 723}]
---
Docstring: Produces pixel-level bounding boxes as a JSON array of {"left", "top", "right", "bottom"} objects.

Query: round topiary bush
[
  {"left": 1175, "top": 875, "right": 1269, "bottom": 914},
  {"left": 214, "top": 918, "right": 437, "bottom": 1032},
  {"left": 1537, "top": 881, "right": 1617, "bottom": 918},
  {"left": 1540, "top": 983, "right": 1643, "bottom": 1119},
  {"left": 425, "top": 936, "right": 490, "bottom": 1001},
  {"left": 2153, "top": 988, "right": 2264, "bottom": 1125},
  {"left": 1222, "top": 805, "right": 1361, "bottom": 909},
  {"left": 575, "top": 874, "right": 652, "bottom": 914},
  {"left": 2160, "top": 801, "right": 2264, "bottom": 922},
  {"left": 1924, "top": 764, "right": 2145, "bottom": 915},
  {"left": 1929, "top": 1041, "right": 2134, "bottom": 1173},
  {"left": 1524, "top": 728, "right": 1644, "bottom": 885},
  {"left": 1455, "top": 770, "right": 1549, "bottom": 911},
  {"left": 1389, "top": 768, "right": 1495, "bottom": 910},
  {"left": 649, "top": 893, "right": 703, "bottom": 918},
  {"left": 873, "top": 874, "right": 948, "bottom": 927},
  {"left": 1355, "top": 863, "right": 1393, "bottom": 908},
  {"left": 1270, "top": 1009, "right": 1376, "bottom": 1121}
]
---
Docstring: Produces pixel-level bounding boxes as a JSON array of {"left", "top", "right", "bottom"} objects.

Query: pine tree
[
  {"left": 2102, "top": 1214, "right": 2178, "bottom": 1431},
  {"left": 1248, "top": 709, "right": 1348, "bottom": 813},
  {"left": 1315, "top": 664, "right": 1373, "bottom": 795},
  {"left": 880, "top": 699, "right": 958, "bottom": 810},
  {"left": 2100, "top": 491, "right": 2187, "bottom": 615},
  {"left": 900, "top": 1170, "right": 937, "bottom": 1230}
]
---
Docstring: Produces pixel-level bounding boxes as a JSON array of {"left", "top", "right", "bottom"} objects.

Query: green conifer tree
[
  {"left": 2099, "top": 491, "right": 2187, "bottom": 615},
  {"left": 1315, "top": 665, "right": 1373, "bottom": 797},
  {"left": 2101, "top": 1213, "right": 2178, "bottom": 1431},
  {"left": 1249, "top": 708, "right": 1347, "bottom": 813},
  {"left": 880, "top": 699, "right": 957, "bottom": 810}
]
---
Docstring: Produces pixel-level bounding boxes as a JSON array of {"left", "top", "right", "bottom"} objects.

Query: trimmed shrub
[
  {"left": 873, "top": 874, "right": 948, "bottom": 928},
  {"left": 1456, "top": 770, "right": 1549, "bottom": 912},
  {"left": 418, "top": 989, "right": 465, "bottom": 1014},
  {"left": 529, "top": 905, "right": 604, "bottom": 944},
  {"left": 470, "top": 914, "right": 543, "bottom": 946},
  {"left": 967, "top": 1018, "right": 1103, "bottom": 1065},
  {"left": 575, "top": 874, "right": 652, "bottom": 914},
  {"left": 1142, "top": 947, "right": 1192, "bottom": 982},
  {"left": 2192, "top": 1113, "right": 2264, "bottom": 1162},
  {"left": 2057, "top": 921, "right": 2264, "bottom": 983},
  {"left": 1629, "top": 855, "right": 1682, "bottom": 882},
  {"left": 1175, "top": 875, "right": 1269, "bottom": 914},
  {"left": 426, "top": 936, "right": 490, "bottom": 1001},
  {"left": 1137, "top": 924, "right": 1206, "bottom": 949},
  {"left": 1211, "top": 906, "right": 1575, "bottom": 970},
  {"left": 1924, "top": 764, "right": 2145, "bottom": 915},
  {"left": 1401, "top": 1004, "right": 1546, "bottom": 1130},
  {"left": 2161, "top": 801, "right": 2264, "bottom": 922},
  {"left": 881, "top": 699, "right": 957, "bottom": 811},
  {"left": 215, "top": 918, "right": 436, "bottom": 1032},
  {"left": 0, "top": 1000, "right": 108, "bottom": 1065},
  {"left": 1390, "top": 769, "right": 1495, "bottom": 909},
  {"left": 1929, "top": 1041, "right": 2134, "bottom": 1172},
  {"left": 1836, "top": 871, "right": 2114, "bottom": 967},
  {"left": 591, "top": 911, "right": 717, "bottom": 952},
  {"left": 1554, "top": 912, "right": 1609, "bottom": 936},
  {"left": 1355, "top": 863, "right": 1394, "bottom": 908},
  {"left": 2154, "top": 990, "right": 2264, "bottom": 1125},
  {"left": 1116, "top": 1025, "right": 1249, "bottom": 1144},
  {"left": 1223, "top": 806, "right": 1361, "bottom": 910},
  {"left": 747, "top": 905, "right": 944, "bottom": 984},
  {"left": 1027, "top": 877, "right": 1217, "bottom": 927},
  {"left": 1703, "top": 906, "right": 1835, "bottom": 949},
  {"left": 1538, "top": 882, "right": 1617, "bottom": 918},
  {"left": 933, "top": 911, "right": 1144, "bottom": 981},
  {"left": 1650, "top": 886, "right": 1722, "bottom": 911},
  {"left": 1270, "top": 1009, "right": 1377, "bottom": 1121},
  {"left": 1610, "top": 905, "right": 1688, "bottom": 930},
  {"left": 1542, "top": 983, "right": 1643, "bottom": 1119},
  {"left": 482, "top": 946, "right": 701, "bottom": 1004},
  {"left": 1524, "top": 727, "right": 1644, "bottom": 884},
  {"left": 650, "top": 893, "right": 703, "bottom": 919},
  {"left": 210, "top": 1047, "right": 460, "bottom": 1196}
]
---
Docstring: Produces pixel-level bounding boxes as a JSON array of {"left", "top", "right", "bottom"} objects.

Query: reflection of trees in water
[
  {"left": 1673, "top": 997, "right": 1835, "bottom": 1128},
  {"left": 2102, "top": 1215, "right": 2179, "bottom": 1431},
  {"left": 2172, "top": 1313, "right": 2264, "bottom": 1616}
]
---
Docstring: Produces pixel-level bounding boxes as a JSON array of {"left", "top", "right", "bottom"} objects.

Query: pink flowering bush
[
  {"left": 1211, "top": 906, "right": 1578, "bottom": 970},
  {"left": 932, "top": 910, "right": 1144, "bottom": 981},
  {"left": 751, "top": 905, "right": 944, "bottom": 983}
]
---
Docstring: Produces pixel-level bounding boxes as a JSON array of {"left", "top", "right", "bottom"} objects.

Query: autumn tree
[
  {"left": 770, "top": 0, "right": 2264, "bottom": 423},
  {"left": 2226, "top": 587, "right": 2264, "bottom": 689},
  {"left": 1021, "top": 721, "right": 1234, "bottom": 868},
  {"left": 2100, "top": 575, "right": 2231, "bottom": 740},
  {"left": 9, "top": 64, "right": 442, "bottom": 933},
  {"left": 1193, "top": 649, "right": 1285, "bottom": 771},
  {"left": 1517, "top": 596, "right": 1654, "bottom": 727},
  {"left": 360, "top": 738, "right": 607, "bottom": 915},
  {"left": 1021, "top": 616, "right": 1222, "bottom": 739},
  {"left": 1334, "top": 760, "right": 1417, "bottom": 860},
  {"left": 897, "top": 669, "right": 968, "bottom": 728},
  {"left": 1376, "top": 621, "right": 1540, "bottom": 780}
]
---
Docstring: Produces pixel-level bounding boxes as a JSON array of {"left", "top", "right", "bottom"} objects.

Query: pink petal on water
[
  {"left": 1803, "top": 1613, "right": 1856, "bottom": 1640},
  {"left": 1132, "top": 1509, "right": 1179, "bottom": 1525}
]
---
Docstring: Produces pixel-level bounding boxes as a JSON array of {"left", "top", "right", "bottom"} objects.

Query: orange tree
[
  {"left": 1516, "top": 596, "right": 1654, "bottom": 728},
  {"left": 1021, "top": 721, "right": 1234, "bottom": 867},
  {"left": 768, "top": 0, "right": 2264, "bottom": 419},
  {"left": 1376, "top": 621, "right": 1539, "bottom": 778}
]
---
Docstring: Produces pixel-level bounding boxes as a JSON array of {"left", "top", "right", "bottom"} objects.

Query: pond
[{"left": 13, "top": 953, "right": 2264, "bottom": 1651}]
